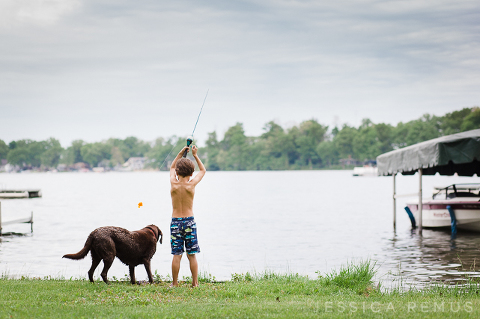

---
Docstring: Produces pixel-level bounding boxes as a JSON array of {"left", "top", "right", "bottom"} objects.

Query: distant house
[
  {"left": 57, "top": 164, "right": 68, "bottom": 172},
  {"left": 73, "top": 162, "right": 90, "bottom": 172},
  {"left": 92, "top": 167, "right": 105, "bottom": 173},
  {"left": 0, "top": 159, "right": 7, "bottom": 172},
  {"left": 122, "top": 157, "right": 146, "bottom": 171},
  {"left": 339, "top": 156, "right": 361, "bottom": 167},
  {"left": 2, "top": 162, "right": 18, "bottom": 173}
]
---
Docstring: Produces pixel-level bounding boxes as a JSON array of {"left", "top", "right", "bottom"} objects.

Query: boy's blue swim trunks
[{"left": 170, "top": 216, "right": 200, "bottom": 255}]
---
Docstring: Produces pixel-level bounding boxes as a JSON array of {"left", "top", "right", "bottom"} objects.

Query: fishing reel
[{"left": 182, "top": 136, "right": 193, "bottom": 158}]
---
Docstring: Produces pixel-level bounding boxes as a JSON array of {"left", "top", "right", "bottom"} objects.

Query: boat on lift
[{"left": 406, "top": 184, "right": 480, "bottom": 231}]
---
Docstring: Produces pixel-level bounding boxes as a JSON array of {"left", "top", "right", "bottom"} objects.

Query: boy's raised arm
[
  {"left": 170, "top": 146, "right": 189, "bottom": 183},
  {"left": 190, "top": 145, "right": 206, "bottom": 185}
]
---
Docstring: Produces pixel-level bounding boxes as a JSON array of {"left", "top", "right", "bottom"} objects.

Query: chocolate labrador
[{"left": 63, "top": 225, "right": 162, "bottom": 284}]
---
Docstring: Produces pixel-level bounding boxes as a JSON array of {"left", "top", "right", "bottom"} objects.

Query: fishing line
[
  {"left": 191, "top": 89, "right": 209, "bottom": 137},
  {"left": 182, "top": 89, "right": 209, "bottom": 158},
  {"left": 158, "top": 90, "right": 209, "bottom": 167},
  {"left": 157, "top": 138, "right": 181, "bottom": 170}
]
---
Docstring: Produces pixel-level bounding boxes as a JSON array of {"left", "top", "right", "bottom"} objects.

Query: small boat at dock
[
  {"left": 0, "top": 190, "right": 42, "bottom": 199},
  {"left": 352, "top": 166, "right": 378, "bottom": 176},
  {"left": 406, "top": 184, "right": 480, "bottom": 232}
]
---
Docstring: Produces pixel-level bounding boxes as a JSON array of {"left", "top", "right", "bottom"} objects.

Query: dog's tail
[{"left": 62, "top": 235, "right": 93, "bottom": 260}]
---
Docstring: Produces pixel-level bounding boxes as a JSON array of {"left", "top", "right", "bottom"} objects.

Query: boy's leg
[
  {"left": 186, "top": 254, "right": 198, "bottom": 287},
  {"left": 171, "top": 254, "right": 182, "bottom": 287}
]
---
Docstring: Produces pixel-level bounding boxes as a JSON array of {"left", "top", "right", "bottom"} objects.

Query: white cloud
[{"left": 0, "top": 0, "right": 81, "bottom": 28}]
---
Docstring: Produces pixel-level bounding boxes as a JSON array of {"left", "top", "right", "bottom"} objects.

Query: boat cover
[{"left": 377, "top": 129, "right": 480, "bottom": 176}]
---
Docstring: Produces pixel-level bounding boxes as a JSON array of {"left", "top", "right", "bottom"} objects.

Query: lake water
[{"left": 1, "top": 171, "right": 479, "bottom": 287}]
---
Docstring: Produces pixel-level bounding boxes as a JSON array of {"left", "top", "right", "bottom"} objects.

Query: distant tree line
[
  {"left": 0, "top": 107, "right": 479, "bottom": 171},
  {"left": 0, "top": 137, "right": 151, "bottom": 170}
]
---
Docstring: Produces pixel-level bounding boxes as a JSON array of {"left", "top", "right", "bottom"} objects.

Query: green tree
[
  {"left": 217, "top": 123, "right": 250, "bottom": 170},
  {"left": 461, "top": 108, "right": 480, "bottom": 131},
  {"left": 257, "top": 121, "right": 295, "bottom": 169},
  {"left": 80, "top": 142, "right": 111, "bottom": 167},
  {"left": 261, "top": 121, "right": 284, "bottom": 140},
  {"left": 41, "top": 138, "right": 63, "bottom": 168},
  {"left": 71, "top": 140, "right": 85, "bottom": 163},
  {"left": 204, "top": 132, "right": 220, "bottom": 171},
  {"left": 6, "top": 140, "right": 44, "bottom": 167},
  {"left": 352, "top": 126, "right": 381, "bottom": 161},
  {"left": 294, "top": 119, "right": 328, "bottom": 168},
  {"left": 0, "top": 140, "right": 8, "bottom": 160},
  {"left": 286, "top": 126, "right": 301, "bottom": 166},
  {"left": 407, "top": 115, "right": 440, "bottom": 145},
  {"left": 221, "top": 123, "right": 247, "bottom": 150},
  {"left": 334, "top": 125, "right": 357, "bottom": 159},
  {"left": 118, "top": 136, "right": 151, "bottom": 159},
  {"left": 392, "top": 114, "right": 440, "bottom": 148},
  {"left": 6, "top": 147, "right": 29, "bottom": 166},
  {"left": 146, "top": 137, "right": 183, "bottom": 170},
  {"left": 440, "top": 108, "right": 473, "bottom": 135},
  {"left": 60, "top": 140, "right": 84, "bottom": 165},
  {"left": 59, "top": 148, "right": 74, "bottom": 166},
  {"left": 375, "top": 123, "right": 393, "bottom": 154},
  {"left": 316, "top": 141, "right": 338, "bottom": 166},
  {"left": 110, "top": 147, "right": 125, "bottom": 167},
  {"left": 27, "top": 141, "right": 44, "bottom": 167}
]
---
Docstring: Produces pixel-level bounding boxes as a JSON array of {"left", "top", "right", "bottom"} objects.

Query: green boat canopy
[{"left": 377, "top": 129, "right": 480, "bottom": 176}]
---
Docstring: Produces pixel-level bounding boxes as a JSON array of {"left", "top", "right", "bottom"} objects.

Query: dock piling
[
  {"left": 0, "top": 202, "right": 34, "bottom": 235},
  {"left": 393, "top": 173, "right": 396, "bottom": 230},
  {"left": 418, "top": 168, "right": 423, "bottom": 234}
]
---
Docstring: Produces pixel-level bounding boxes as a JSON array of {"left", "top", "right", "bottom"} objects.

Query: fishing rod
[
  {"left": 158, "top": 90, "right": 209, "bottom": 168},
  {"left": 182, "top": 89, "right": 209, "bottom": 158}
]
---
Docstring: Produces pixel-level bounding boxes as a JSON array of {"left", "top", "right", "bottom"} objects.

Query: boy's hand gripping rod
[
  {"left": 182, "top": 90, "right": 208, "bottom": 158},
  {"left": 182, "top": 137, "right": 193, "bottom": 157}
]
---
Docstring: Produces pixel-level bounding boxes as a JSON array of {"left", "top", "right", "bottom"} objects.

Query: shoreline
[{"left": 1, "top": 270, "right": 479, "bottom": 318}]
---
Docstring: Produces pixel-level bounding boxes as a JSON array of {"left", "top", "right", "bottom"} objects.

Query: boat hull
[
  {"left": 407, "top": 202, "right": 480, "bottom": 231},
  {"left": 352, "top": 166, "right": 378, "bottom": 177},
  {"left": 0, "top": 190, "right": 42, "bottom": 199},
  {"left": 0, "top": 191, "right": 29, "bottom": 199}
]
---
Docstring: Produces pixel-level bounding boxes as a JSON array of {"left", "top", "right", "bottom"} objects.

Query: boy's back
[
  {"left": 170, "top": 145, "right": 205, "bottom": 217},
  {"left": 170, "top": 179, "right": 195, "bottom": 217}
]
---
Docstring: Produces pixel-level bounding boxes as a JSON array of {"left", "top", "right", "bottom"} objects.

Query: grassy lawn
[{"left": 1, "top": 262, "right": 479, "bottom": 318}]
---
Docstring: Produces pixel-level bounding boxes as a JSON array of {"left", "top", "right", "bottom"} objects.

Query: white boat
[
  {"left": 0, "top": 190, "right": 42, "bottom": 199},
  {"left": 0, "top": 190, "right": 29, "bottom": 199},
  {"left": 406, "top": 184, "right": 480, "bottom": 232},
  {"left": 352, "top": 166, "right": 378, "bottom": 176}
]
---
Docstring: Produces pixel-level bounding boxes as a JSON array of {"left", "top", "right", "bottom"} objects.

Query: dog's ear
[{"left": 157, "top": 226, "right": 163, "bottom": 244}]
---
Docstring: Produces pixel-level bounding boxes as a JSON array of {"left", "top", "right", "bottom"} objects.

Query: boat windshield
[{"left": 432, "top": 184, "right": 480, "bottom": 200}]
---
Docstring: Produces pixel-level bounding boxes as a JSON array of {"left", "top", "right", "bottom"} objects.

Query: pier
[
  {"left": 0, "top": 189, "right": 42, "bottom": 199},
  {"left": 0, "top": 202, "right": 34, "bottom": 235}
]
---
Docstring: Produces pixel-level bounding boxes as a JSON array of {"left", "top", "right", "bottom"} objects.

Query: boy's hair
[{"left": 175, "top": 158, "right": 195, "bottom": 177}]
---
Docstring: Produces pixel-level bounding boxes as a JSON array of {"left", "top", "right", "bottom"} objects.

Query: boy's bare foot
[
  {"left": 192, "top": 283, "right": 199, "bottom": 288},
  {"left": 170, "top": 282, "right": 178, "bottom": 288}
]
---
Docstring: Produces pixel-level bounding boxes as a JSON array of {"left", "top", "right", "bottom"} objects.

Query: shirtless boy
[{"left": 169, "top": 145, "right": 206, "bottom": 287}]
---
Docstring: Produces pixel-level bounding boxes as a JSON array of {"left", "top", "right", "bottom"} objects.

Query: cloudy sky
[{"left": 1, "top": 0, "right": 479, "bottom": 146}]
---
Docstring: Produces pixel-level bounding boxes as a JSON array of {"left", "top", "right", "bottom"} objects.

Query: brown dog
[{"left": 63, "top": 225, "right": 162, "bottom": 284}]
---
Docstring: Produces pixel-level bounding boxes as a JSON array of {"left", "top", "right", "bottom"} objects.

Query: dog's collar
[{"left": 145, "top": 226, "right": 157, "bottom": 241}]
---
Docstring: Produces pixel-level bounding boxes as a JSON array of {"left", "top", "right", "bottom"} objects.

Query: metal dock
[{"left": 0, "top": 202, "right": 34, "bottom": 235}]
